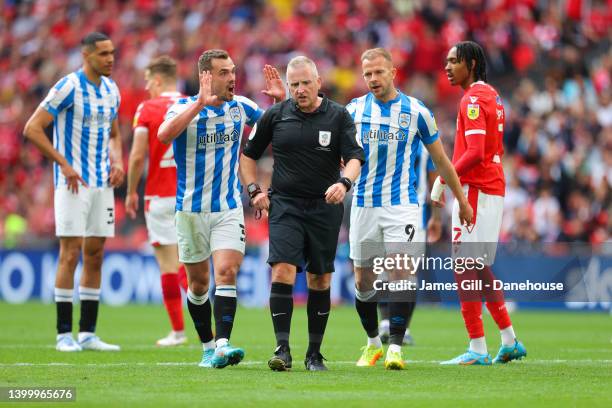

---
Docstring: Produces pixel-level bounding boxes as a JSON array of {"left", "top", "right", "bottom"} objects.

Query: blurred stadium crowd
[{"left": 0, "top": 0, "right": 610, "bottom": 249}]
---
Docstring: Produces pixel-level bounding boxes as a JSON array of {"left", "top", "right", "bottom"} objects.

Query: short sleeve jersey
[{"left": 40, "top": 69, "right": 121, "bottom": 188}]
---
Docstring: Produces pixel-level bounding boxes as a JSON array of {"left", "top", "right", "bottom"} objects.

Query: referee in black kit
[{"left": 240, "top": 56, "right": 364, "bottom": 371}]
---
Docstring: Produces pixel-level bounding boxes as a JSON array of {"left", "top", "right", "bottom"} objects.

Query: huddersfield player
[
  {"left": 436, "top": 41, "right": 527, "bottom": 365},
  {"left": 158, "top": 50, "right": 284, "bottom": 368},
  {"left": 24, "top": 32, "right": 122, "bottom": 352},
  {"left": 347, "top": 48, "right": 472, "bottom": 369},
  {"left": 378, "top": 147, "right": 441, "bottom": 345},
  {"left": 126, "top": 56, "right": 189, "bottom": 347}
]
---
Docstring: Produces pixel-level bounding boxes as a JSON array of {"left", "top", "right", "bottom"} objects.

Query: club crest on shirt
[
  {"left": 467, "top": 104, "right": 480, "bottom": 120},
  {"left": 319, "top": 130, "right": 331, "bottom": 147},
  {"left": 229, "top": 106, "right": 241, "bottom": 122},
  {"left": 399, "top": 112, "right": 411, "bottom": 129}
]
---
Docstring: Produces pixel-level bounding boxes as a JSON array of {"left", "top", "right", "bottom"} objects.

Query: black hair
[
  {"left": 81, "top": 32, "right": 110, "bottom": 50},
  {"left": 455, "top": 41, "right": 487, "bottom": 83}
]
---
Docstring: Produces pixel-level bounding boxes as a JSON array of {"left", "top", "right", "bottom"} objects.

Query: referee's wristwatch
[
  {"left": 337, "top": 177, "right": 353, "bottom": 192},
  {"left": 247, "top": 183, "right": 262, "bottom": 200}
]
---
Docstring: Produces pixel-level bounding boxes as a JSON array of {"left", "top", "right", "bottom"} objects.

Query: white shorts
[
  {"left": 349, "top": 204, "right": 425, "bottom": 267},
  {"left": 414, "top": 206, "right": 427, "bottom": 243},
  {"left": 175, "top": 207, "right": 245, "bottom": 264},
  {"left": 54, "top": 186, "right": 114, "bottom": 237},
  {"left": 452, "top": 185, "right": 503, "bottom": 265},
  {"left": 144, "top": 196, "right": 177, "bottom": 246}
]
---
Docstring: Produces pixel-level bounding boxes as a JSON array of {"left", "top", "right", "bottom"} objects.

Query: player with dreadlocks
[{"left": 433, "top": 41, "right": 527, "bottom": 365}]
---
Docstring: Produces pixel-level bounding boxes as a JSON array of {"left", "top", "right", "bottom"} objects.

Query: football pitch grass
[{"left": 1, "top": 302, "right": 610, "bottom": 407}]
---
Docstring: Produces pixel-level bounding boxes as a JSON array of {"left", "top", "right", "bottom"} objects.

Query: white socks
[
  {"left": 469, "top": 337, "right": 487, "bottom": 355},
  {"left": 388, "top": 344, "right": 402, "bottom": 353},
  {"left": 367, "top": 336, "right": 382, "bottom": 348},
  {"left": 202, "top": 338, "right": 229, "bottom": 350},
  {"left": 501, "top": 326, "right": 516, "bottom": 347},
  {"left": 202, "top": 340, "right": 215, "bottom": 351}
]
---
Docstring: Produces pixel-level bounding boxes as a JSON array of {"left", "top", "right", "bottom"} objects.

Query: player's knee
[
  {"left": 214, "top": 262, "right": 239, "bottom": 284},
  {"left": 271, "top": 264, "right": 295, "bottom": 284},
  {"left": 83, "top": 245, "right": 104, "bottom": 263},
  {"left": 307, "top": 275, "right": 330, "bottom": 291},
  {"left": 60, "top": 245, "right": 81, "bottom": 268},
  {"left": 189, "top": 278, "right": 209, "bottom": 295},
  {"left": 354, "top": 276, "right": 371, "bottom": 292}
]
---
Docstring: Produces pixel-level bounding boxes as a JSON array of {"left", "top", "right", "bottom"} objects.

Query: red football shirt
[
  {"left": 452, "top": 81, "right": 506, "bottom": 196},
  {"left": 132, "top": 92, "right": 183, "bottom": 198}
]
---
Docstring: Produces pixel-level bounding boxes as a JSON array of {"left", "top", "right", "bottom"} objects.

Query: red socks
[
  {"left": 460, "top": 301, "right": 484, "bottom": 339},
  {"left": 177, "top": 265, "right": 188, "bottom": 292},
  {"left": 161, "top": 273, "right": 184, "bottom": 331},
  {"left": 454, "top": 268, "right": 484, "bottom": 339},
  {"left": 455, "top": 266, "right": 513, "bottom": 338},
  {"left": 479, "top": 266, "right": 512, "bottom": 330}
]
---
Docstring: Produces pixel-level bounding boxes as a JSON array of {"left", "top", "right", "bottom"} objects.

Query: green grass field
[{"left": 1, "top": 302, "right": 610, "bottom": 407}]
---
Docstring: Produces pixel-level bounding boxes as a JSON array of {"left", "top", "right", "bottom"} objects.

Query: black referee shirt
[{"left": 243, "top": 95, "right": 364, "bottom": 199}]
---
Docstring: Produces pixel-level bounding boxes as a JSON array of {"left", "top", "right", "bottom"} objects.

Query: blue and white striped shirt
[
  {"left": 168, "top": 95, "right": 263, "bottom": 213},
  {"left": 346, "top": 91, "right": 438, "bottom": 208},
  {"left": 41, "top": 69, "right": 120, "bottom": 188}
]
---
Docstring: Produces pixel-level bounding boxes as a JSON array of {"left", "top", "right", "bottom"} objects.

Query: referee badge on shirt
[
  {"left": 399, "top": 113, "right": 411, "bottom": 129},
  {"left": 467, "top": 104, "right": 480, "bottom": 120},
  {"left": 319, "top": 130, "right": 331, "bottom": 147},
  {"left": 229, "top": 106, "right": 241, "bottom": 122}
]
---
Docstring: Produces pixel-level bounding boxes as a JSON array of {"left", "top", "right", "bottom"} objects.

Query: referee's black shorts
[{"left": 267, "top": 192, "right": 344, "bottom": 274}]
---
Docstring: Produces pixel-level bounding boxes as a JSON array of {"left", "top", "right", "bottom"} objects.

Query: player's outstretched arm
[
  {"left": 158, "top": 71, "right": 220, "bottom": 144},
  {"left": 24, "top": 107, "right": 86, "bottom": 193},
  {"left": 125, "top": 127, "right": 148, "bottom": 218},
  {"left": 261, "top": 64, "right": 286, "bottom": 103},
  {"left": 426, "top": 139, "right": 473, "bottom": 226}
]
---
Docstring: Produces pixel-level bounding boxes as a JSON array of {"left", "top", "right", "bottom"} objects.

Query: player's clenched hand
[
  {"left": 198, "top": 71, "right": 222, "bottom": 107},
  {"left": 261, "top": 65, "right": 286, "bottom": 102},
  {"left": 125, "top": 192, "right": 139, "bottom": 219},
  {"left": 60, "top": 163, "right": 86, "bottom": 194},
  {"left": 325, "top": 183, "right": 346, "bottom": 205},
  {"left": 458, "top": 201, "right": 473, "bottom": 227},
  {"left": 109, "top": 164, "right": 125, "bottom": 187},
  {"left": 252, "top": 191, "right": 269, "bottom": 212}
]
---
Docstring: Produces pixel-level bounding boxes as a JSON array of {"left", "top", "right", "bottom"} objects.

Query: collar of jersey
[
  {"left": 291, "top": 93, "right": 328, "bottom": 114},
  {"left": 78, "top": 68, "right": 103, "bottom": 89},
  {"left": 372, "top": 90, "right": 401, "bottom": 107}
]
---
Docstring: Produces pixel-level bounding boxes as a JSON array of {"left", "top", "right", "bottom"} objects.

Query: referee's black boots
[
  {"left": 268, "top": 344, "right": 292, "bottom": 371},
  {"left": 304, "top": 352, "right": 328, "bottom": 371}
]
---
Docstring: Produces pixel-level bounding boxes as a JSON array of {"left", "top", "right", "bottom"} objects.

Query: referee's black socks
[
  {"left": 306, "top": 288, "right": 330, "bottom": 356},
  {"left": 270, "top": 282, "right": 293, "bottom": 347}
]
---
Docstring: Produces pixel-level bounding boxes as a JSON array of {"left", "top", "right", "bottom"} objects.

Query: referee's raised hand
[
  {"left": 261, "top": 64, "right": 286, "bottom": 102},
  {"left": 197, "top": 71, "right": 222, "bottom": 107}
]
